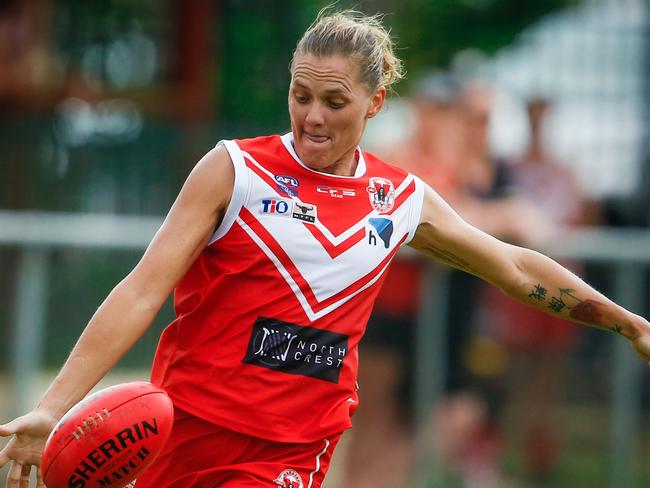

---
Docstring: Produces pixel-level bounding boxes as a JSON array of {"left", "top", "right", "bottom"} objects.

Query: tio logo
[{"left": 261, "top": 199, "right": 291, "bottom": 215}]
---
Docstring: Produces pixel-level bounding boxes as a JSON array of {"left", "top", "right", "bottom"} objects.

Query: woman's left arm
[{"left": 409, "top": 184, "right": 650, "bottom": 360}]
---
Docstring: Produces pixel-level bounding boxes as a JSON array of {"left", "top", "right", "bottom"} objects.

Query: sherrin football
[{"left": 41, "top": 381, "right": 174, "bottom": 488}]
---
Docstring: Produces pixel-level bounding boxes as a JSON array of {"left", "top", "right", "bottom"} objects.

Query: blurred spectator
[
  {"left": 455, "top": 83, "right": 556, "bottom": 243},
  {"left": 345, "top": 72, "right": 468, "bottom": 488},
  {"left": 346, "top": 73, "right": 555, "bottom": 488},
  {"left": 472, "top": 96, "right": 592, "bottom": 484},
  {"left": 508, "top": 97, "right": 592, "bottom": 228},
  {"left": 0, "top": 0, "right": 64, "bottom": 110},
  {"left": 428, "top": 81, "right": 536, "bottom": 488}
]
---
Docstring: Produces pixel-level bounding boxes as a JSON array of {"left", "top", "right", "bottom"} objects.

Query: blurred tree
[
  {"left": 391, "top": 0, "right": 578, "bottom": 76},
  {"left": 217, "top": 0, "right": 578, "bottom": 134},
  {"left": 218, "top": 0, "right": 309, "bottom": 136}
]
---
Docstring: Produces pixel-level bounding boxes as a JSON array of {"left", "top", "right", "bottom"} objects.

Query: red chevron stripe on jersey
[
  {"left": 242, "top": 148, "right": 416, "bottom": 258},
  {"left": 150, "top": 133, "right": 425, "bottom": 444},
  {"left": 243, "top": 156, "right": 367, "bottom": 258},
  {"left": 303, "top": 224, "right": 366, "bottom": 259},
  {"left": 238, "top": 206, "right": 408, "bottom": 316}
]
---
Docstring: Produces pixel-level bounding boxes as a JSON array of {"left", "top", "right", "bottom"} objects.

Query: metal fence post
[
  {"left": 415, "top": 264, "right": 449, "bottom": 488},
  {"left": 10, "top": 246, "right": 50, "bottom": 416},
  {"left": 609, "top": 262, "right": 645, "bottom": 488}
]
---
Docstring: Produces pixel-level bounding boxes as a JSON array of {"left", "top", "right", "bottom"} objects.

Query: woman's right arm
[{"left": 0, "top": 144, "right": 235, "bottom": 479}]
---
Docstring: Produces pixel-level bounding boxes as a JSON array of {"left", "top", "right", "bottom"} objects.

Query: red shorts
[{"left": 133, "top": 406, "right": 341, "bottom": 488}]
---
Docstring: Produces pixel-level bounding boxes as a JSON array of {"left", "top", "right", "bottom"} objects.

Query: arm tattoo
[
  {"left": 547, "top": 296, "right": 567, "bottom": 313},
  {"left": 528, "top": 284, "right": 547, "bottom": 301},
  {"left": 559, "top": 288, "right": 580, "bottom": 302},
  {"left": 545, "top": 288, "right": 580, "bottom": 313},
  {"left": 569, "top": 299, "right": 604, "bottom": 325},
  {"left": 610, "top": 324, "right": 623, "bottom": 335},
  {"left": 526, "top": 284, "right": 609, "bottom": 328}
]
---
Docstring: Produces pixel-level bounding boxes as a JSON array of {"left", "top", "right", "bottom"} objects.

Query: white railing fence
[{"left": 1, "top": 211, "right": 649, "bottom": 487}]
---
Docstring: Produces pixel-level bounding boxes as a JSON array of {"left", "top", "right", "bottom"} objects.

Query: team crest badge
[
  {"left": 366, "top": 177, "right": 395, "bottom": 214},
  {"left": 274, "top": 468, "right": 304, "bottom": 488}
]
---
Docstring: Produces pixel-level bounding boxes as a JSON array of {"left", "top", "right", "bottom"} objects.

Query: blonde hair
[{"left": 292, "top": 7, "right": 404, "bottom": 92}]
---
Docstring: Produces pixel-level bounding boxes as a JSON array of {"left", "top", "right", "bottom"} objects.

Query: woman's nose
[{"left": 305, "top": 103, "right": 325, "bottom": 126}]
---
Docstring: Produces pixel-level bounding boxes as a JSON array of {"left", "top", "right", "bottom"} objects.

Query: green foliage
[
  {"left": 219, "top": 0, "right": 309, "bottom": 136},
  {"left": 218, "top": 0, "right": 578, "bottom": 133},
  {"left": 392, "top": 0, "right": 577, "bottom": 69}
]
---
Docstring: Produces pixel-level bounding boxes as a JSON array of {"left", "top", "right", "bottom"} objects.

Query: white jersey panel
[
  {"left": 222, "top": 138, "right": 422, "bottom": 318},
  {"left": 244, "top": 162, "right": 415, "bottom": 302},
  {"left": 209, "top": 140, "right": 251, "bottom": 244}
]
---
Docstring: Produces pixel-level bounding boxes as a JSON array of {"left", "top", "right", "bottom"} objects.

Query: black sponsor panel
[{"left": 243, "top": 317, "right": 348, "bottom": 383}]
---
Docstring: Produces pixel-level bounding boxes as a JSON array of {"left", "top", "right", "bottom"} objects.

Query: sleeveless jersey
[{"left": 150, "top": 133, "right": 425, "bottom": 442}]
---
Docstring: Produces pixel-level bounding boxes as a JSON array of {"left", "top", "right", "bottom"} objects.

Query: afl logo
[
  {"left": 366, "top": 177, "right": 395, "bottom": 214},
  {"left": 275, "top": 174, "right": 299, "bottom": 197},
  {"left": 274, "top": 469, "right": 304, "bottom": 488}
]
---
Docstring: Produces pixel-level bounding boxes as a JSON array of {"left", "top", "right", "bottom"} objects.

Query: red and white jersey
[{"left": 151, "top": 133, "right": 424, "bottom": 442}]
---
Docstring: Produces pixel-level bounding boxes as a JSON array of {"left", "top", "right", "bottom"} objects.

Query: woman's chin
[
  {"left": 303, "top": 154, "right": 330, "bottom": 171},
  {"left": 297, "top": 146, "right": 330, "bottom": 169}
]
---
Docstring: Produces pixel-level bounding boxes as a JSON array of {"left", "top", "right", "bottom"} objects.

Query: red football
[{"left": 41, "top": 381, "right": 174, "bottom": 488}]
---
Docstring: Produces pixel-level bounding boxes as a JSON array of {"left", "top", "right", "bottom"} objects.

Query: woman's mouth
[{"left": 305, "top": 132, "right": 329, "bottom": 144}]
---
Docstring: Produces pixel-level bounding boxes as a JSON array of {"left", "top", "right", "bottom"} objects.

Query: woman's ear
[{"left": 367, "top": 86, "right": 387, "bottom": 119}]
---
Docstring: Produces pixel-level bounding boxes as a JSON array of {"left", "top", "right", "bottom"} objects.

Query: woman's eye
[
  {"left": 296, "top": 95, "right": 309, "bottom": 103},
  {"left": 328, "top": 101, "right": 344, "bottom": 109}
]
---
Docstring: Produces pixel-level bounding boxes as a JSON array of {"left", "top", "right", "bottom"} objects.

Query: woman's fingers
[
  {"left": 36, "top": 467, "right": 46, "bottom": 488},
  {"left": 0, "top": 448, "right": 10, "bottom": 471},
  {"left": 19, "top": 465, "right": 30, "bottom": 488},
  {"left": 5, "top": 461, "right": 22, "bottom": 488},
  {"left": 0, "top": 418, "right": 22, "bottom": 438}
]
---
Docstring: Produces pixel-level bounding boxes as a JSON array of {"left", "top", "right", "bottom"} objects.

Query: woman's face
[{"left": 288, "top": 54, "right": 385, "bottom": 175}]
